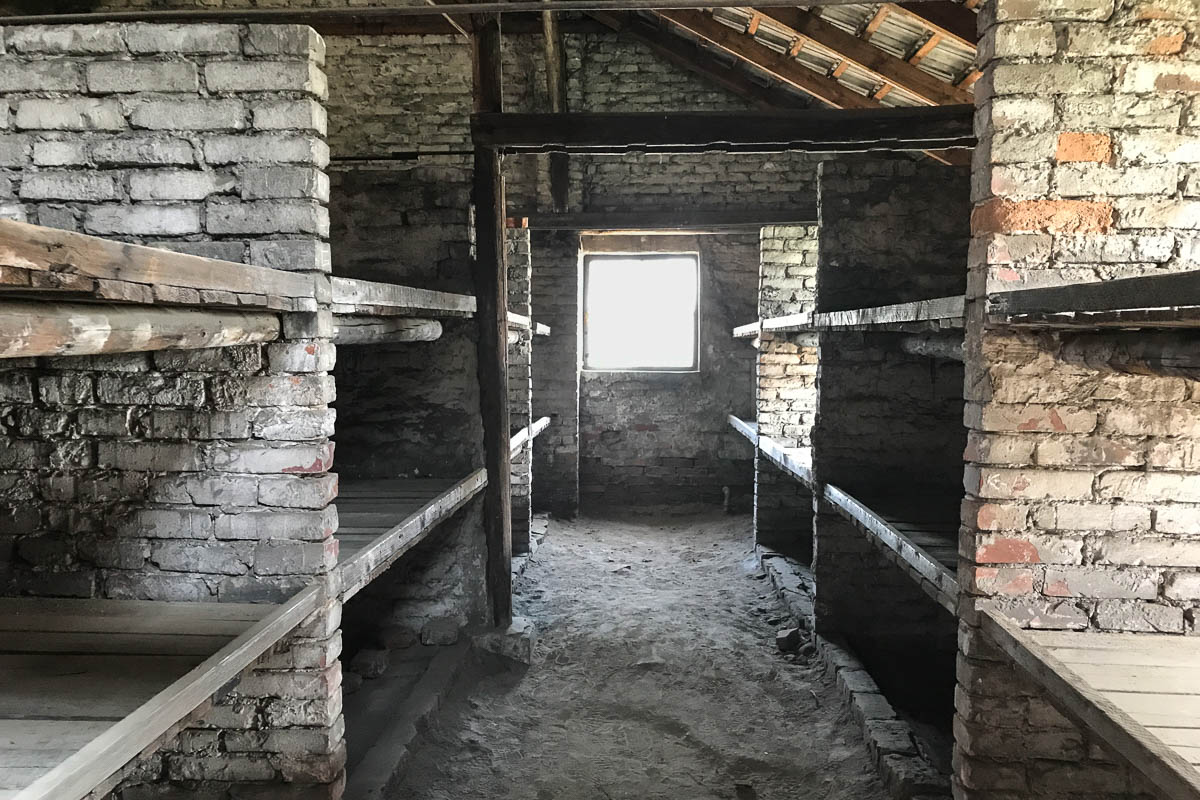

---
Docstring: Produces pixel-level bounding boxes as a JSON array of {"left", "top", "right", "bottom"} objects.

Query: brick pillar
[
  {"left": 531, "top": 230, "right": 580, "bottom": 517},
  {"left": 0, "top": 23, "right": 344, "bottom": 796},
  {"left": 508, "top": 229, "right": 534, "bottom": 552},
  {"left": 957, "top": 1, "right": 1200, "bottom": 797},
  {"left": 754, "top": 226, "right": 818, "bottom": 559}
]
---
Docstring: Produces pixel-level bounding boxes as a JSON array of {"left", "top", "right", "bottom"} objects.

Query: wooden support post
[
  {"left": 472, "top": 16, "right": 514, "bottom": 628},
  {"left": 542, "top": 3, "right": 570, "bottom": 212}
]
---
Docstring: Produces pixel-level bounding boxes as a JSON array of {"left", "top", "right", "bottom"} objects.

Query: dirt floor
[{"left": 392, "top": 513, "right": 890, "bottom": 800}]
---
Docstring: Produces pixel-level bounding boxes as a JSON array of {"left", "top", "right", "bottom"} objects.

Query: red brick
[
  {"left": 1055, "top": 132, "right": 1113, "bottom": 163},
  {"left": 972, "top": 198, "right": 1114, "bottom": 234}
]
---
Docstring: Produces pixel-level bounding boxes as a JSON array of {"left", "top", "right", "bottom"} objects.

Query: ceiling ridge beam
[{"left": 754, "top": 7, "right": 973, "bottom": 106}]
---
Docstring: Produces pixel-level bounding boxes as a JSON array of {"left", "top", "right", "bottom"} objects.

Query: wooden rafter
[
  {"left": 887, "top": 2, "right": 977, "bottom": 48},
  {"left": 655, "top": 9, "right": 874, "bottom": 108},
  {"left": 908, "top": 33, "right": 943, "bottom": 65},
  {"left": 862, "top": 6, "right": 891, "bottom": 37},
  {"left": 755, "top": 7, "right": 973, "bottom": 106}
]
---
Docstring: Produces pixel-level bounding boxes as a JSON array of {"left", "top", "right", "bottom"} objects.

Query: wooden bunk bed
[
  {"left": 0, "top": 589, "right": 323, "bottom": 800},
  {"left": 732, "top": 295, "right": 964, "bottom": 339},
  {"left": 988, "top": 271, "right": 1200, "bottom": 331},
  {"left": 822, "top": 486, "right": 958, "bottom": 614},
  {"left": 981, "top": 607, "right": 1200, "bottom": 800}
]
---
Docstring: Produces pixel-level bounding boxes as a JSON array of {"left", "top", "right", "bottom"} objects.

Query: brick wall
[
  {"left": 578, "top": 235, "right": 757, "bottom": 510},
  {"left": 0, "top": 23, "right": 344, "bottom": 797},
  {"left": 531, "top": 229, "right": 581, "bottom": 516},
  {"left": 755, "top": 225, "right": 819, "bottom": 558},
  {"left": 809, "top": 157, "right": 968, "bottom": 713},
  {"left": 958, "top": 1, "right": 1200, "bottom": 797},
  {"left": 508, "top": 229, "right": 534, "bottom": 549}
]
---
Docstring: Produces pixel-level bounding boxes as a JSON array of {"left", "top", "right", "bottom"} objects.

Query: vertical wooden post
[
  {"left": 471, "top": 16, "right": 513, "bottom": 628},
  {"left": 541, "top": 5, "right": 570, "bottom": 212}
]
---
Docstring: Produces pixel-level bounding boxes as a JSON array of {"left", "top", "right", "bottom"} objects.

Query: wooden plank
[
  {"left": 333, "top": 316, "right": 442, "bottom": 345},
  {"left": 473, "top": 17, "right": 514, "bottom": 630},
  {"left": 823, "top": 484, "right": 958, "bottom": 613},
  {"left": 0, "top": 219, "right": 313, "bottom": 306},
  {"left": 15, "top": 585, "right": 323, "bottom": 800},
  {"left": 509, "top": 416, "right": 551, "bottom": 453},
  {"left": 987, "top": 271, "right": 1200, "bottom": 319},
  {"left": 758, "top": 435, "right": 814, "bottom": 486},
  {"left": 1032, "top": 631, "right": 1200, "bottom": 655},
  {"left": 513, "top": 208, "right": 819, "bottom": 231},
  {"left": 761, "top": 311, "right": 814, "bottom": 333},
  {"left": 1, "top": 632, "right": 234, "bottom": 657},
  {"left": 507, "top": 311, "right": 531, "bottom": 330},
  {"left": 757, "top": 8, "right": 972, "bottom": 106},
  {"left": 810, "top": 295, "right": 965, "bottom": 330},
  {"left": 472, "top": 106, "right": 976, "bottom": 154},
  {"left": 733, "top": 321, "right": 762, "bottom": 338},
  {"left": 728, "top": 414, "right": 758, "bottom": 445},
  {"left": 980, "top": 609, "right": 1200, "bottom": 800},
  {"left": 998, "top": 307, "right": 1200, "bottom": 331},
  {"left": 0, "top": 654, "right": 199, "bottom": 720},
  {"left": 330, "top": 276, "right": 475, "bottom": 317},
  {"left": 338, "top": 469, "right": 489, "bottom": 600},
  {"left": 0, "top": 0, "right": 970, "bottom": 26},
  {"left": 1069, "top": 664, "right": 1199, "bottom": 695},
  {"left": 1053, "top": 647, "right": 1200, "bottom": 669},
  {"left": 534, "top": 322, "right": 551, "bottom": 336},
  {"left": 0, "top": 301, "right": 280, "bottom": 360}
]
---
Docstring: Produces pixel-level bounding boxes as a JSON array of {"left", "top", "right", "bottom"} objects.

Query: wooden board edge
[{"left": 17, "top": 584, "right": 325, "bottom": 800}]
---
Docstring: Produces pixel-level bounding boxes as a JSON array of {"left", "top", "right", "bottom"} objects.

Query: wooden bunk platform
[
  {"left": 823, "top": 485, "right": 958, "bottom": 614},
  {"left": 981, "top": 608, "right": 1200, "bottom": 800},
  {"left": 733, "top": 296, "right": 964, "bottom": 339},
  {"left": 988, "top": 271, "right": 1200, "bottom": 330},
  {"left": 331, "top": 276, "right": 475, "bottom": 318},
  {"left": 336, "top": 472, "right": 488, "bottom": 601},
  {"left": 758, "top": 434, "right": 813, "bottom": 486},
  {"left": 0, "top": 590, "right": 322, "bottom": 800}
]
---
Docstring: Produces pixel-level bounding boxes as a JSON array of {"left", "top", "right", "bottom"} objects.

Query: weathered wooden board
[
  {"left": 0, "top": 301, "right": 280, "bottom": 359},
  {"left": 331, "top": 276, "right": 475, "bottom": 317},
  {"left": 333, "top": 316, "right": 442, "bottom": 345},
  {"left": 336, "top": 470, "right": 489, "bottom": 600},
  {"left": 981, "top": 609, "right": 1200, "bottom": 800},
  {"left": 727, "top": 414, "right": 758, "bottom": 446},
  {"left": 757, "top": 434, "right": 813, "bottom": 486},
  {"left": 0, "top": 219, "right": 316, "bottom": 312}
]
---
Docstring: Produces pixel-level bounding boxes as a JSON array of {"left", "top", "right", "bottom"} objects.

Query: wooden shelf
[
  {"left": 336, "top": 472, "right": 488, "bottom": 601},
  {"left": 534, "top": 322, "right": 551, "bottom": 336},
  {"left": 0, "top": 591, "right": 322, "bottom": 800},
  {"left": 510, "top": 416, "right": 551, "bottom": 452},
  {"left": 727, "top": 414, "right": 758, "bottom": 445},
  {"left": 0, "top": 219, "right": 316, "bottom": 313},
  {"left": 331, "top": 276, "right": 475, "bottom": 318},
  {"left": 988, "top": 271, "right": 1200, "bottom": 330},
  {"left": 758, "top": 434, "right": 813, "bottom": 486},
  {"left": 822, "top": 485, "right": 958, "bottom": 614},
  {"left": 736, "top": 297, "right": 963, "bottom": 338},
  {"left": 981, "top": 608, "right": 1200, "bottom": 800}
]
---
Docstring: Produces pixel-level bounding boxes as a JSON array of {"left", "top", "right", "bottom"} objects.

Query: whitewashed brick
[
  {"left": 240, "top": 167, "right": 328, "bottom": 201},
  {"left": 6, "top": 24, "right": 124, "bottom": 54},
  {"left": 92, "top": 136, "right": 195, "bottom": 166},
  {"left": 15, "top": 99, "right": 124, "bottom": 131},
  {"left": 128, "top": 98, "right": 245, "bottom": 131},
  {"left": 251, "top": 99, "right": 327, "bottom": 133},
  {"left": 84, "top": 203, "right": 201, "bottom": 236},
  {"left": 129, "top": 169, "right": 235, "bottom": 201},
  {"left": 203, "top": 134, "right": 328, "bottom": 166},
  {"left": 20, "top": 170, "right": 121, "bottom": 201},
  {"left": 124, "top": 23, "right": 241, "bottom": 54},
  {"left": 204, "top": 61, "right": 327, "bottom": 99},
  {"left": 87, "top": 61, "right": 199, "bottom": 93}
]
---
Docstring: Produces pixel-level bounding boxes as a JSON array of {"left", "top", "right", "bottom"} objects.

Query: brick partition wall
[
  {"left": 810, "top": 157, "right": 968, "bottom": 712},
  {"left": 508, "top": 228, "right": 534, "bottom": 550},
  {"left": 958, "top": 1, "right": 1200, "bottom": 798},
  {"left": 0, "top": 23, "right": 345, "bottom": 797},
  {"left": 755, "top": 225, "right": 819, "bottom": 558}
]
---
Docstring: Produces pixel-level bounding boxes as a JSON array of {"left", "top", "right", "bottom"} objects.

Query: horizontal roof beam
[
  {"left": 508, "top": 209, "right": 818, "bottom": 232},
  {"left": 471, "top": 107, "right": 976, "bottom": 154}
]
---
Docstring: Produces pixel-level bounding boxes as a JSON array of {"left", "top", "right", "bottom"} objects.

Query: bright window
[{"left": 583, "top": 254, "right": 699, "bottom": 371}]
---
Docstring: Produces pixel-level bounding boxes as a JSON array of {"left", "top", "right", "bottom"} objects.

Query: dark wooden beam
[
  {"left": 471, "top": 106, "right": 976, "bottom": 154},
  {"left": 755, "top": 7, "right": 973, "bottom": 106},
  {"left": 890, "top": 2, "right": 978, "bottom": 47},
  {"left": 542, "top": 5, "right": 571, "bottom": 211},
  {"left": 509, "top": 208, "right": 818, "bottom": 231},
  {"left": 471, "top": 17, "right": 513, "bottom": 629},
  {"left": 655, "top": 9, "right": 874, "bottom": 109},
  {"left": 987, "top": 272, "right": 1200, "bottom": 318},
  {"left": 1059, "top": 331, "right": 1200, "bottom": 380},
  {"left": 588, "top": 11, "right": 809, "bottom": 111}
]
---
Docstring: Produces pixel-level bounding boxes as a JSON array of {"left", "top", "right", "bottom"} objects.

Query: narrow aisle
[{"left": 394, "top": 514, "right": 889, "bottom": 800}]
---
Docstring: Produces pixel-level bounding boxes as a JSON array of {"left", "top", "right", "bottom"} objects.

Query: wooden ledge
[
  {"left": 510, "top": 416, "right": 551, "bottom": 453},
  {"left": 757, "top": 435, "right": 813, "bottom": 486},
  {"left": 331, "top": 276, "right": 475, "bottom": 318},
  {"left": 2, "top": 590, "right": 323, "bottom": 800},
  {"left": 727, "top": 414, "right": 758, "bottom": 445}
]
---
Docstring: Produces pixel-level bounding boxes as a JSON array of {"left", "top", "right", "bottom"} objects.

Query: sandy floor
[{"left": 392, "top": 513, "right": 889, "bottom": 800}]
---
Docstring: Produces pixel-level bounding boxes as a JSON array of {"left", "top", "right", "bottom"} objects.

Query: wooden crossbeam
[
  {"left": 0, "top": 301, "right": 280, "bottom": 359},
  {"left": 908, "top": 33, "right": 943, "bottom": 66},
  {"left": 332, "top": 316, "right": 442, "bottom": 345},
  {"left": 862, "top": 6, "right": 891, "bottom": 37},
  {"left": 509, "top": 208, "right": 818, "bottom": 231},
  {"left": 471, "top": 107, "right": 976, "bottom": 154},
  {"left": 755, "top": 7, "right": 973, "bottom": 106}
]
